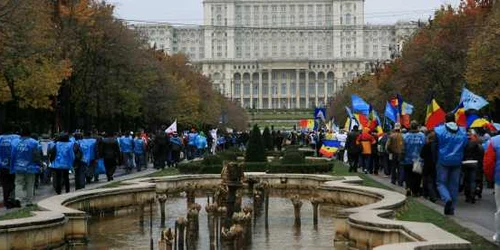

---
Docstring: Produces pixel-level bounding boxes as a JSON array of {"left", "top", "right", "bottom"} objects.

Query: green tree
[{"left": 245, "top": 124, "right": 266, "bottom": 163}]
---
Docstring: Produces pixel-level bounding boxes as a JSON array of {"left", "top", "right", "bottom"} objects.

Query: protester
[
  {"left": 434, "top": 113, "right": 468, "bottom": 215},
  {"left": 377, "top": 131, "right": 390, "bottom": 176},
  {"left": 11, "top": 127, "right": 41, "bottom": 206},
  {"left": 336, "top": 129, "right": 348, "bottom": 163},
  {"left": 461, "top": 130, "right": 484, "bottom": 203},
  {"left": 153, "top": 130, "right": 169, "bottom": 169},
  {"left": 421, "top": 132, "right": 438, "bottom": 203},
  {"left": 356, "top": 127, "right": 376, "bottom": 174},
  {"left": 0, "top": 128, "right": 20, "bottom": 208},
  {"left": 187, "top": 129, "right": 198, "bottom": 160},
  {"left": 483, "top": 133, "right": 500, "bottom": 244},
  {"left": 50, "top": 133, "right": 82, "bottom": 194},
  {"left": 386, "top": 123, "right": 404, "bottom": 186},
  {"left": 119, "top": 132, "right": 134, "bottom": 173},
  {"left": 401, "top": 121, "right": 426, "bottom": 197},
  {"left": 99, "top": 132, "right": 121, "bottom": 181},
  {"left": 170, "top": 132, "right": 183, "bottom": 168},
  {"left": 133, "top": 132, "right": 147, "bottom": 171},
  {"left": 346, "top": 126, "right": 361, "bottom": 172},
  {"left": 196, "top": 131, "right": 208, "bottom": 157}
]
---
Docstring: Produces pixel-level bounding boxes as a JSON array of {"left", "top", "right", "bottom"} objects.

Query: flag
[
  {"left": 453, "top": 103, "right": 467, "bottom": 127},
  {"left": 385, "top": 102, "right": 398, "bottom": 123},
  {"left": 467, "top": 113, "right": 497, "bottom": 131},
  {"left": 394, "top": 94, "right": 413, "bottom": 128},
  {"left": 299, "top": 119, "right": 316, "bottom": 130},
  {"left": 369, "top": 108, "right": 384, "bottom": 135},
  {"left": 355, "top": 113, "right": 369, "bottom": 129},
  {"left": 165, "top": 120, "right": 177, "bottom": 133},
  {"left": 425, "top": 99, "right": 446, "bottom": 130},
  {"left": 460, "top": 88, "right": 489, "bottom": 111},
  {"left": 314, "top": 108, "right": 327, "bottom": 121},
  {"left": 319, "top": 140, "right": 341, "bottom": 158},
  {"left": 351, "top": 94, "right": 371, "bottom": 116}
]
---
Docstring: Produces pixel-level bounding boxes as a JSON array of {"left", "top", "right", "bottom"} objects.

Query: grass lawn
[
  {"left": 330, "top": 160, "right": 498, "bottom": 250},
  {"left": 0, "top": 205, "right": 39, "bottom": 221}
]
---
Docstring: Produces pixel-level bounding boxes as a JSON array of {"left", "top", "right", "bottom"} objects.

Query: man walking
[
  {"left": 386, "top": 123, "right": 404, "bottom": 186},
  {"left": 401, "top": 121, "right": 426, "bottom": 197},
  {"left": 434, "top": 113, "right": 468, "bottom": 215},
  {"left": 11, "top": 128, "right": 41, "bottom": 206},
  {"left": 100, "top": 132, "right": 121, "bottom": 181},
  {"left": 484, "top": 133, "right": 500, "bottom": 244},
  {"left": 133, "top": 132, "right": 146, "bottom": 171},
  {"left": 50, "top": 133, "right": 82, "bottom": 194},
  {"left": 0, "top": 129, "right": 20, "bottom": 208},
  {"left": 346, "top": 126, "right": 361, "bottom": 172},
  {"left": 119, "top": 132, "right": 134, "bottom": 173}
]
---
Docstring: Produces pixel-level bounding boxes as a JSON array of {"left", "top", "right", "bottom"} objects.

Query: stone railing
[{"left": 0, "top": 173, "right": 471, "bottom": 250}]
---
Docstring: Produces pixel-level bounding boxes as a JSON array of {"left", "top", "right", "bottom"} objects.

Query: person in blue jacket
[
  {"left": 119, "top": 132, "right": 134, "bottom": 173},
  {"left": 196, "top": 131, "right": 208, "bottom": 158},
  {"left": 49, "top": 133, "right": 82, "bottom": 194},
  {"left": 0, "top": 127, "right": 20, "bottom": 209},
  {"left": 401, "top": 121, "right": 426, "bottom": 197},
  {"left": 133, "top": 132, "right": 146, "bottom": 171},
  {"left": 169, "top": 132, "right": 182, "bottom": 168},
  {"left": 75, "top": 131, "right": 97, "bottom": 190},
  {"left": 433, "top": 113, "right": 468, "bottom": 215},
  {"left": 187, "top": 128, "right": 198, "bottom": 160},
  {"left": 11, "top": 127, "right": 41, "bottom": 207}
]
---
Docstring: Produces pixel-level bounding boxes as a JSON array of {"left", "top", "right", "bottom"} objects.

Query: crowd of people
[
  {"left": 0, "top": 125, "right": 252, "bottom": 209},
  {"left": 341, "top": 113, "right": 496, "bottom": 218}
]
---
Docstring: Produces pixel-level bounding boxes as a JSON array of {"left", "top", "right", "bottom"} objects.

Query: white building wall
[{"left": 134, "top": 0, "right": 418, "bottom": 109}]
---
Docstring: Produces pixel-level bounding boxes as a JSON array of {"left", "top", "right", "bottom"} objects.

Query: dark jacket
[{"left": 420, "top": 142, "right": 435, "bottom": 177}]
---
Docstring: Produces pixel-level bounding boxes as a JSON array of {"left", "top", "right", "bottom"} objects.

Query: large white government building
[{"left": 133, "top": 0, "right": 418, "bottom": 110}]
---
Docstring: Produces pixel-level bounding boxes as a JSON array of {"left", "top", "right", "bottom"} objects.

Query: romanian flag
[
  {"left": 369, "top": 108, "right": 384, "bottom": 136},
  {"left": 299, "top": 119, "right": 316, "bottom": 130},
  {"left": 453, "top": 103, "right": 467, "bottom": 127},
  {"left": 467, "top": 113, "right": 497, "bottom": 131},
  {"left": 319, "top": 140, "right": 341, "bottom": 158},
  {"left": 425, "top": 99, "right": 446, "bottom": 130},
  {"left": 389, "top": 95, "right": 414, "bottom": 129}
]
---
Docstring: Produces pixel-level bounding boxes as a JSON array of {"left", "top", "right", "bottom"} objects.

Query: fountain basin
[{"left": 0, "top": 173, "right": 471, "bottom": 250}]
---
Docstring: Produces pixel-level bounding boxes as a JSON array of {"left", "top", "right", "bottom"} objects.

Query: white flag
[{"left": 165, "top": 120, "right": 177, "bottom": 133}]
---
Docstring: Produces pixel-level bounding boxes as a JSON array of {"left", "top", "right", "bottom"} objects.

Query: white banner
[{"left": 165, "top": 120, "right": 177, "bottom": 133}]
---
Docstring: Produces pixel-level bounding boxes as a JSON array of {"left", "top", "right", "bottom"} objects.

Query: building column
[
  {"left": 286, "top": 72, "right": 291, "bottom": 109},
  {"left": 314, "top": 72, "right": 319, "bottom": 108},
  {"left": 305, "top": 71, "right": 309, "bottom": 109},
  {"left": 324, "top": 74, "right": 328, "bottom": 105},
  {"left": 296, "top": 70, "right": 300, "bottom": 109},
  {"left": 249, "top": 74, "right": 253, "bottom": 109},
  {"left": 268, "top": 70, "right": 272, "bottom": 109},
  {"left": 240, "top": 74, "right": 244, "bottom": 107},
  {"left": 258, "top": 72, "right": 263, "bottom": 109}
]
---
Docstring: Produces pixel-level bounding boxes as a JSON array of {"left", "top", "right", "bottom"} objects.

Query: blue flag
[
  {"left": 384, "top": 102, "right": 398, "bottom": 123},
  {"left": 351, "top": 95, "right": 370, "bottom": 116},
  {"left": 460, "top": 88, "right": 488, "bottom": 111}
]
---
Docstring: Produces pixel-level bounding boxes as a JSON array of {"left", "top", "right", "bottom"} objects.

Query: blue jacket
[
  {"left": 434, "top": 123, "right": 468, "bottom": 166},
  {"left": 196, "top": 135, "right": 208, "bottom": 149},
  {"left": 119, "top": 136, "right": 134, "bottom": 153},
  {"left": 52, "top": 142, "right": 76, "bottom": 170},
  {"left": 0, "top": 135, "right": 20, "bottom": 172},
  {"left": 188, "top": 132, "right": 198, "bottom": 146},
  {"left": 133, "top": 138, "right": 145, "bottom": 155},
  {"left": 170, "top": 137, "right": 182, "bottom": 146},
  {"left": 11, "top": 137, "right": 41, "bottom": 174},
  {"left": 402, "top": 131, "right": 426, "bottom": 165},
  {"left": 77, "top": 138, "right": 96, "bottom": 165}
]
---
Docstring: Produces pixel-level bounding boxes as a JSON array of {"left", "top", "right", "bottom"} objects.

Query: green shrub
[
  {"left": 268, "top": 162, "right": 333, "bottom": 174},
  {"left": 178, "top": 163, "right": 223, "bottom": 174},
  {"left": 262, "top": 127, "right": 273, "bottom": 150},
  {"left": 202, "top": 155, "right": 224, "bottom": 165},
  {"left": 281, "top": 146, "right": 305, "bottom": 164},
  {"left": 245, "top": 125, "right": 266, "bottom": 163},
  {"left": 242, "top": 162, "right": 269, "bottom": 172}
]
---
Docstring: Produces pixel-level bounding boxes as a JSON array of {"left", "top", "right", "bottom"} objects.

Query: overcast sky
[{"left": 110, "top": 0, "right": 461, "bottom": 24}]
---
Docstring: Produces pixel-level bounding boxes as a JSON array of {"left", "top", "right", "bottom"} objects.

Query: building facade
[{"left": 133, "top": 0, "right": 418, "bottom": 110}]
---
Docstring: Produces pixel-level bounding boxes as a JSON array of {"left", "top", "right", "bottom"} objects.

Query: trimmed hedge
[{"left": 178, "top": 161, "right": 333, "bottom": 174}]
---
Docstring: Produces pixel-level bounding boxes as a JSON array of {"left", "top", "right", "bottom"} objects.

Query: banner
[{"left": 351, "top": 94, "right": 370, "bottom": 116}]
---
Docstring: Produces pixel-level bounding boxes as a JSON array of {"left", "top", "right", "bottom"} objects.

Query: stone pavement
[
  {"left": 0, "top": 164, "right": 160, "bottom": 216},
  {"left": 362, "top": 171, "right": 497, "bottom": 244}
]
